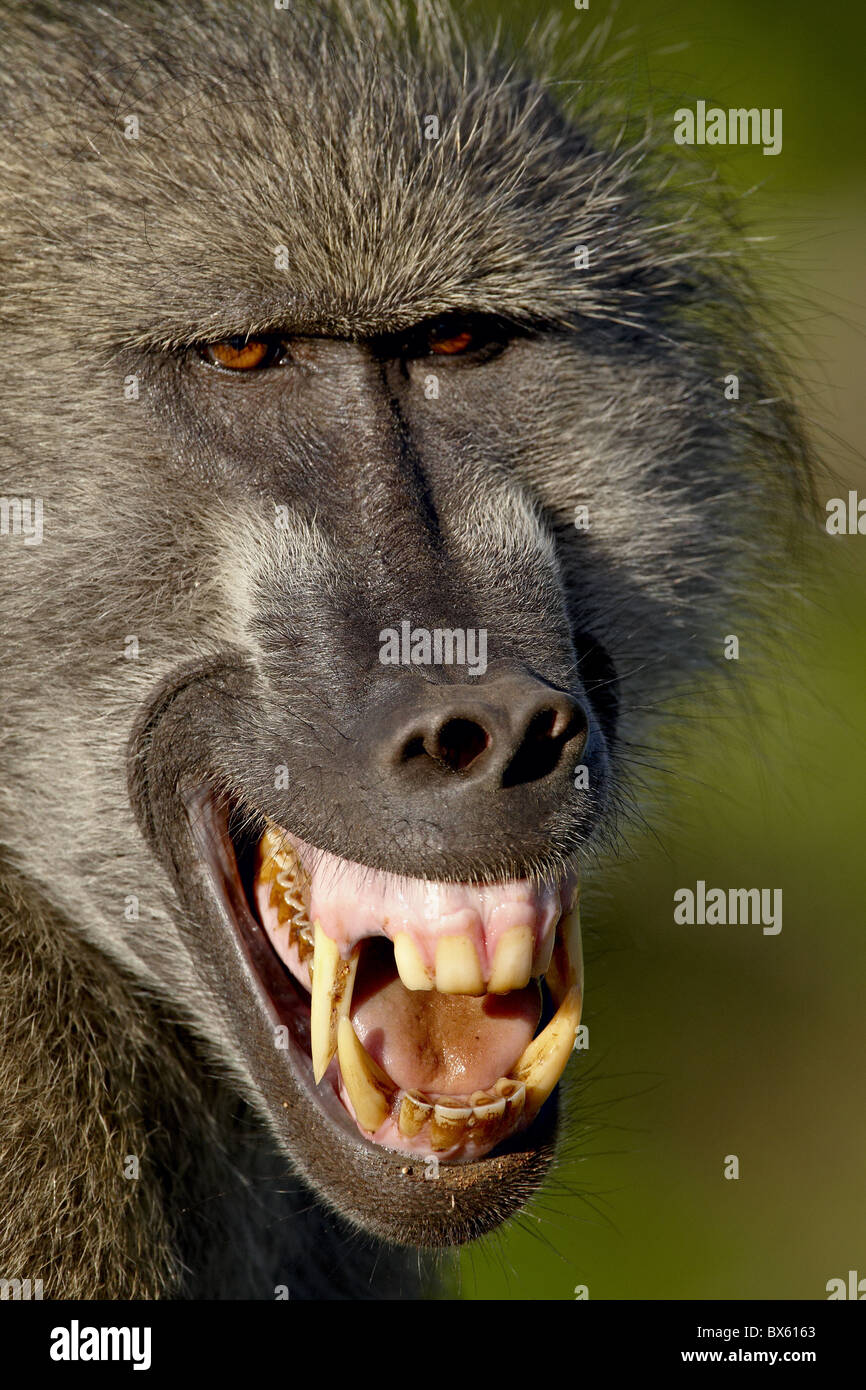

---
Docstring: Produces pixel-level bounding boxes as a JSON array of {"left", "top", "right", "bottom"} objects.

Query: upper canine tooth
[
  {"left": 337, "top": 1018, "right": 394, "bottom": 1133},
  {"left": 532, "top": 929, "right": 556, "bottom": 979},
  {"left": 510, "top": 984, "right": 582, "bottom": 1115},
  {"left": 488, "top": 925, "right": 534, "bottom": 994},
  {"left": 393, "top": 933, "right": 433, "bottom": 991},
  {"left": 310, "top": 920, "right": 358, "bottom": 1084},
  {"left": 547, "top": 897, "right": 583, "bottom": 1006},
  {"left": 435, "top": 935, "right": 485, "bottom": 995}
]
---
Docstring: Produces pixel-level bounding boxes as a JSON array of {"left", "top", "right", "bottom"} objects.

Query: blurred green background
[{"left": 457, "top": 0, "right": 866, "bottom": 1299}]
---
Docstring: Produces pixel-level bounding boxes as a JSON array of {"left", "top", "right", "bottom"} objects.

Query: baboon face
[{"left": 0, "top": 1, "right": 796, "bottom": 1249}]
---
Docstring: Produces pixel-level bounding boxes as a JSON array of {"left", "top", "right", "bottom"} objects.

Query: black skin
[
  {"left": 137, "top": 322, "right": 611, "bottom": 879},
  {"left": 127, "top": 316, "right": 613, "bottom": 1247}
]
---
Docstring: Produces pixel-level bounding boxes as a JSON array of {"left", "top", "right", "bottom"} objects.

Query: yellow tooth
[
  {"left": 431, "top": 1099, "right": 473, "bottom": 1151},
  {"left": 398, "top": 1091, "right": 433, "bottom": 1137},
  {"left": 547, "top": 896, "right": 583, "bottom": 1006},
  {"left": 509, "top": 984, "right": 581, "bottom": 1114},
  {"left": 494, "top": 1078, "right": 528, "bottom": 1123},
  {"left": 488, "top": 925, "right": 534, "bottom": 994},
  {"left": 435, "top": 935, "right": 485, "bottom": 995},
  {"left": 469, "top": 1089, "right": 506, "bottom": 1120},
  {"left": 337, "top": 1018, "right": 394, "bottom": 1133},
  {"left": 310, "top": 921, "right": 358, "bottom": 1084},
  {"left": 533, "top": 929, "right": 556, "bottom": 979},
  {"left": 259, "top": 826, "right": 293, "bottom": 874},
  {"left": 393, "top": 933, "right": 433, "bottom": 991}
]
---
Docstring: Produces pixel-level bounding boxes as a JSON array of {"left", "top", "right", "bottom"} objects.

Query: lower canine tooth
[
  {"left": 393, "top": 933, "right": 433, "bottom": 990},
  {"left": 337, "top": 1018, "right": 394, "bottom": 1133},
  {"left": 398, "top": 1091, "right": 433, "bottom": 1137},
  {"left": 310, "top": 921, "right": 358, "bottom": 1084},
  {"left": 510, "top": 984, "right": 581, "bottom": 1114},
  {"left": 488, "top": 925, "right": 534, "bottom": 993},
  {"left": 435, "top": 935, "right": 484, "bottom": 995}
]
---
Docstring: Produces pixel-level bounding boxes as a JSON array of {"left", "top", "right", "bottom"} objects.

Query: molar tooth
[
  {"left": 310, "top": 921, "right": 359, "bottom": 1083},
  {"left": 434, "top": 935, "right": 485, "bottom": 995},
  {"left": 431, "top": 1099, "right": 473, "bottom": 1151},
  {"left": 393, "top": 933, "right": 433, "bottom": 991},
  {"left": 488, "top": 925, "right": 534, "bottom": 994},
  {"left": 509, "top": 984, "right": 581, "bottom": 1115},
  {"left": 261, "top": 824, "right": 285, "bottom": 855},
  {"left": 259, "top": 827, "right": 296, "bottom": 877},
  {"left": 398, "top": 1091, "right": 433, "bottom": 1137},
  {"left": 297, "top": 931, "right": 314, "bottom": 965},
  {"left": 337, "top": 1018, "right": 395, "bottom": 1133}
]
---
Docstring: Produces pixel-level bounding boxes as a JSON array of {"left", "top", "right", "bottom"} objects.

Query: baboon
[{"left": 0, "top": 0, "right": 809, "bottom": 1299}]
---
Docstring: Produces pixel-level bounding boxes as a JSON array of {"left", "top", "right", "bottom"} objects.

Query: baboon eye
[
  {"left": 400, "top": 314, "right": 510, "bottom": 360},
  {"left": 429, "top": 325, "right": 476, "bottom": 355},
  {"left": 200, "top": 337, "right": 277, "bottom": 371}
]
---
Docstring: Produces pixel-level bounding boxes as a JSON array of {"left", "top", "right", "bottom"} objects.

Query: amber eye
[
  {"left": 201, "top": 337, "right": 275, "bottom": 370},
  {"left": 429, "top": 326, "right": 476, "bottom": 355}
]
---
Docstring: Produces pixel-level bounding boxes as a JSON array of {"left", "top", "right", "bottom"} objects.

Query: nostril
[
  {"left": 427, "top": 717, "right": 490, "bottom": 773},
  {"left": 388, "top": 679, "right": 587, "bottom": 788},
  {"left": 502, "top": 701, "right": 587, "bottom": 789}
]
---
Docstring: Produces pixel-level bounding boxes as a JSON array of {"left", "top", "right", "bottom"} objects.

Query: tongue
[{"left": 350, "top": 941, "right": 541, "bottom": 1095}]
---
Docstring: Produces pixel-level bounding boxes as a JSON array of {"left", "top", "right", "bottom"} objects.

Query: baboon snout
[{"left": 382, "top": 672, "right": 589, "bottom": 788}]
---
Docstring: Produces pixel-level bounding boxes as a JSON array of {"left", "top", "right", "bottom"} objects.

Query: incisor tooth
[
  {"left": 310, "top": 921, "right": 358, "bottom": 1083},
  {"left": 435, "top": 935, "right": 485, "bottom": 995},
  {"left": 398, "top": 1091, "right": 433, "bottom": 1137},
  {"left": 510, "top": 984, "right": 581, "bottom": 1114},
  {"left": 337, "top": 1018, "right": 394, "bottom": 1133},
  {"left": 493, "top": 1077, "right": 526, "bottom": 1123},
  {"left": 431, "top": 1100, "right": 473, "bottom": 1151},
  {"left": 470, "top": 1089, "right": 506, "bottom": 1119},
  {"left": 488, "top": 925, "right": 534, "bottom": 994},
  {"left": 393, "top": 933, "right": 433, "bottom": 990}
]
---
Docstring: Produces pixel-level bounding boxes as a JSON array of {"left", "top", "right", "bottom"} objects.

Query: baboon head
[{"left": 0, "top": 0, "right": 806, "bottom": 1256}]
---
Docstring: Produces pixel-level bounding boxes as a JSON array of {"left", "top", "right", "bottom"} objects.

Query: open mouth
[
  {"left": 223, "top": 818, "right": 583, "bottom": 1166},
  {"left": 131, "top": 660, "right": 595, "bottom": 1243}
]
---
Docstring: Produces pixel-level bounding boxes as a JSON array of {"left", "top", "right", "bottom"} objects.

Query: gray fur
[{"left": 0, "top": 0, "right": 810, "bottom": 1297}]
